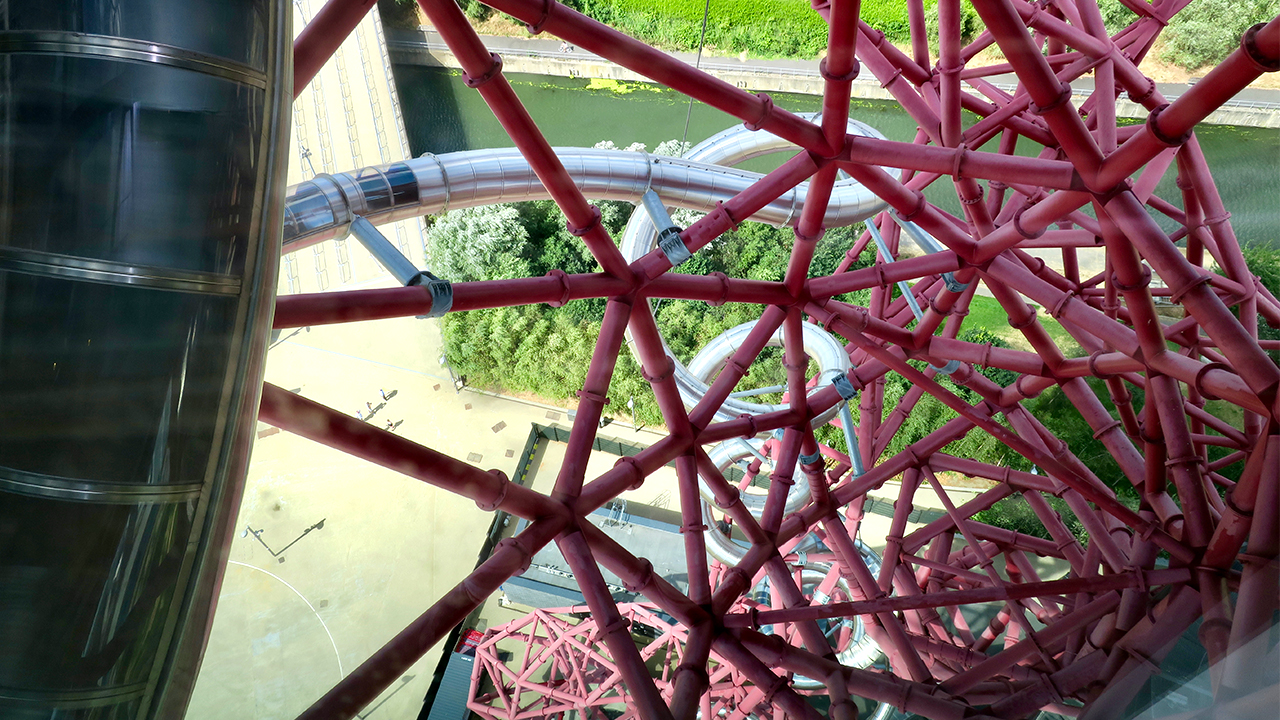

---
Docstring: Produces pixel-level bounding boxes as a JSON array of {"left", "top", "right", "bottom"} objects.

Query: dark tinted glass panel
[
  {"left": 0, "top": 698, "right": 141, "bottom": 720},
  {"left": 357, "top": 168, "right": 393, "bottom": 212},
  {"left": 5, "top": 0, "right": 270, "bottom": 69},
  {"left": 0, "top": 272, "right": 237, "bottom": 485},
  {"left": 0, "top": 497, "right": 190, "bottom": 690},
  {"left": 282, "top": 182, "right": 336, "bottom": 242},
  {"left": 1, "top": 55, "right": 264, "bottom": 276},
  {"left": 384, "top": 163, "right": 418, "bottom": 205}
]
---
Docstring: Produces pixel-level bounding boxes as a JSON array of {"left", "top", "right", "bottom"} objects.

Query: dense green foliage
[
  {"left": 435, "top": 194, "right": 1266, "bottom": 476},
  {"left": 448, "top": 0, "right": 1277, "bottom": 71},
  {"left": 1095, "top": 0, "right": 1278, "bottom": 71},
  {"left": 416, "top": 0, "right": 1275, "bottom": 71},
  {"left": 545, "top": 0, "right": 977, "bottom": 59},
  {"left": 1158, "top": 0, "right": 1279, "bottom": 71},
  {"left": 434, "top": 197, "right": 869, "bottom": 428},
  {"left": 572, "top": 0, "right": 830, "bottom": 58},
  {"left": 870, "top": 328, "right": 1026, "bottom": 471},
  {"left": 608, "top": 0, "right": 827, "bottom": 57},
  {"left": 434, "top": 200, "right": 1271, "bottom": 546},
  {"left": 382, "top": 0, "right": 422, "bottom": 29},
  {"left": 433, "top": 199, "right": 644, "bottom": 415},
  {"left": 1095, "top": 0, "right": 1137, "bottom": 35},
  {"left": 402, "top": 0, "right": 1279, "bottom": 548},
  {"left": 922, "top": 1, "right": 983, "bottom": 55}
]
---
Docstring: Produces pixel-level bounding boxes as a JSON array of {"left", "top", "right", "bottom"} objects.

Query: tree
[
  {"left": 426, "top": 204, "right": 532, "bottom": 283},
  {"left": 1158, "top": 0, "right": 1279, "bottom": 71}
]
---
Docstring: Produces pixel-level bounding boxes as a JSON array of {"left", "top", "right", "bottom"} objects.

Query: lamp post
[
  {"left": 439, "top": 354, "right": 463, "bottom": 394},
  {"left": 627, "top": 395, "right": 642, "bottom": 432}
]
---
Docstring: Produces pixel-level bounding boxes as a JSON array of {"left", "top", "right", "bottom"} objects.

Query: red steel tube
[
  {"left": 272, "top": 273, "right": 629, "bottom": 328},
  {"left": 643, "top": 274, "right": 793, "bottom": 306},
  {"left": 725, "top": 568, "right": 1189, "bottom": 628},
  {"left": 635, "top": 152, "right": 823, "bottom": 282},
  {"left": 822, "top": 516, "right": 934, "bottom": 682},
  {"left": 1100, "top": 17, "right": 1280, "bottom": 189},
  {"left": 1220, "top": 437, "right": 1279, "bottom": 695},
  {"left": 269, "top": 5, "right": 1280, "bottom": 717},
  {"left": 841, "top": 138, "right": 1083, "bottom": 189},
  {"left": 296, "top": 517, "right": 564, "bottom": 719},
  {"left": 941, "top": 591, "right": 1122, "bottom": 694},
  {"left": 1101, "top": 191, "right": 1280, "bottom": 411},
  {"left": 258, "top": 383, "right": 564, "bottom": 520},
  {"left": 820, "top": 0, "right": 862, "bottom": 153},
  {"left": 550, "top": 298, "right": 633, "bottom": 500},
  {"left": 821, "top": 303, "right": 1187, "bottom": 562},
  {"left": 419, "top": 0, "right": 635, "bottom": 281},
  {"left": 294, "top": 0, "right": 377, "bottom": 98},
  {"left": 735, "top": 628, "right": 970, "bottom": 720},
  {"left": 689, "top": 305, "right": 787, "bottom": 429},
  {"left": 969, "top": 0, "right": 1105, "bottom": 181},
  {"left": 481, "top": 0, "right": 829, "bottom": 155},
  {"left": 711, "top": 635, "right": 824, "bottom": 720},
  {"left": 556, "top": 530, "right": 674, "bottom": 720}
]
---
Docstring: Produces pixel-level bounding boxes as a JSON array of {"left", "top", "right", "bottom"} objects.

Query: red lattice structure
[
  {"left": 268, "top": 1, "right": 1280, "bottom": 718},
  {"left": 468, "top": 602, "right": 892, "bottom": 720}
]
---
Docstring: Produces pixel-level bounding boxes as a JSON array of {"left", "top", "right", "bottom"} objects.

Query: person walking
[
  {"left": 356, "top": 410, "right": 363, "bottom": 421},
  {"left": 366, "top": 401, "right": 374, "bottom": 412},
  {"left": 379, "top": 388, "right": 388, "bottom": 400}
]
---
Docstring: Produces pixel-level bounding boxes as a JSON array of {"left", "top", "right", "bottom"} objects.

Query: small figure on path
[
  {"left": 379, "top": 388, "right": 388, "bottom": 400},
  {"left": 356, "top": 410, "right": 363, "bottom": 421},
  {"left": 366, "top": 401, "right": 374, "bottom": 412},
  {"left": 386, "top": 419, "right": 395, "bottom": 430}
]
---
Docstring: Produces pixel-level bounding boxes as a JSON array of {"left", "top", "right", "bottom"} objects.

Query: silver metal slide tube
[
  {"left": 349, "top": 216, "right": 422, "bottom": 286},
  {"left": 280, "top": 118, "right": 889, "bottom": 254}
]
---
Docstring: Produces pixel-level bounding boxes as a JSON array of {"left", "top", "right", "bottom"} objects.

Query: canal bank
[
  {"left": 386, "top": 32, "right": 1279, "bottom": 249},
  {"left": 387, "top": 27, "right": 1280, "bottom": 129}
]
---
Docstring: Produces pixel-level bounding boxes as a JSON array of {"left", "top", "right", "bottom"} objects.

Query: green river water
[{"left": 394, "top": 66, "right": 1279, "bottom": 247}]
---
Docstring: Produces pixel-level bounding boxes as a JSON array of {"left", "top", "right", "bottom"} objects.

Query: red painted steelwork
[
  {"left": 268, "top": 1, "right": 1280, "bottom": 718},
  {"left": 293, "top": 0, "right": 377, "bottom": 99}
]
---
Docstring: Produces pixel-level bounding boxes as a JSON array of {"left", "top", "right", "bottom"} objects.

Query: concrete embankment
[{"left": 388, "top": 28, "right": 1280, "bottom": 129}]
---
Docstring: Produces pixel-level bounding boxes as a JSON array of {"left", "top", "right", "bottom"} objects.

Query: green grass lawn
[{"left": 960, "top": 294, "right": 1077, "bottom": 355}]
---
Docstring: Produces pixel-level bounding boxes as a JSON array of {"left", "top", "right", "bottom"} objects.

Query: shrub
[
  {"left": 923, "top": 0, "right": 981, "bottom": 54},
  {"left": 1158, "top": 0, "right": 1278, "bottom": 71},
  {"left": 875, "top": 356, "right": 1028, "bottom": 471},
  {"left": 457, "top": 0, "right": 493, "bottom": 21},
  {"left": 1096, "top": 0, "right": 1136, "bottom": 35},
  {"left": 561, "top": 0, "right": 939, "bottom": 59},
  {"left": 957, "top": 327, "right": 1018, "bottom": 390},
  {"left": 381, "top": 0, "right": 422, "bottom": 29},
  {"left": 426, "top": 205, "right": 532, "bottom": 283},
  {"left": 1023, "top": 380, "right": 1137, "bottom": 502}
]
